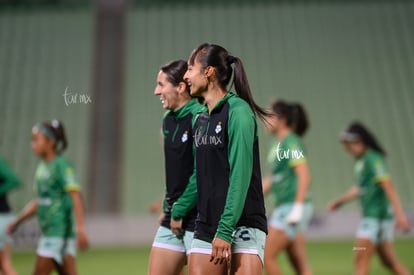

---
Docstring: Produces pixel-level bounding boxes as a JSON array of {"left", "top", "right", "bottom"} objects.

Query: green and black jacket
[
  {"left": 161, "top": 99, "right": 201, "bottom": 232},
  {"left": 172, "top": 93, "right": 267, "bottom": 243}
]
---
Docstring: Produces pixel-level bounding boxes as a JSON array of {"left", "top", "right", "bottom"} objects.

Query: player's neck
[
  {"left": 204, "top": 85, "right": 226, "bottom": 114},
  {"left": 43, "top": 151, "right": 57, "bottom": 163},
  {"left": 276, "top": 128, "right": 291, "bottom": 141}
]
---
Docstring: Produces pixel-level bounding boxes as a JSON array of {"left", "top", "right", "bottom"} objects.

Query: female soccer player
[
  {"left": 171, "top": 43, "right": 268, "bottom": 275},
  {"left": 0, "top": 156, "right": 20, "bottom": 275},
  {"left": 148, "top": 60, "right": 202, "bottom": 275},
  {"left": 262, "top": 100, "right": 313, "bottom": 275},
  {"left": 328, "top": 122, "right": 411, "bottom": 275},
  {"left": 8, "top": 120, "right": 89, "bottom": 275}
]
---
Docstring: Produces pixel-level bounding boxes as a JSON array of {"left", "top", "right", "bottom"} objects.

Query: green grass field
[{"left": 13, "top": 239, "right": 414, "bottom": 275}]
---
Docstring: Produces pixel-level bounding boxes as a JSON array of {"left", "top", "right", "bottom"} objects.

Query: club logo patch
[
  {"left": 181, "top": 131, "right": 189, "bottom": 143},
  {"left": 215, "top": 122, "right": 222, "bottom": 134}
]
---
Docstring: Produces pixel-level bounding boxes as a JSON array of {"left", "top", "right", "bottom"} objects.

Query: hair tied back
[{"left": 227, "top": 55, "right": 236, "bottom": 65}]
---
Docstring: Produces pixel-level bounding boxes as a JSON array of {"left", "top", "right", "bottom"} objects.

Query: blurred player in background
[
  {"left": 262, "top": 100, "right": 313, "bottom": 275},
  {"left": 171, "top": 43, "right": 268, "bottom": 275},
  {"left": 328, "top": 122, "right": 411, "bottom": 275},
  {"left": 8, "top": 120, "right": 89, "bottom": 275},
  {"left": 0, "top": 157, "right": 20, "bottom": 275},
  {"left": 148, "top": 60, "right": 202, "bottom": 275}
]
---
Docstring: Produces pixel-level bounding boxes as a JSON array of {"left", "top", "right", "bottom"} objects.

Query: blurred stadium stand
[{"left": 1, "top": 0, "right": 413, "bottom": 246}]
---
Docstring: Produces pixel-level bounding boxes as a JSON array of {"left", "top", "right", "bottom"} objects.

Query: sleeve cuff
[
  {"left": 289, "top": 158, "right": 307, "bottom": 167},
  {"left": 214, "top": 231, "right": 233, "bottom": 244},
  {"left": 375, "top": 175, "right": 391, "bottom": 183},
  {"left": 65, "top": 184, "right": 81, "bottom": 192},
  {"left": 171, "top": 205, "right": 183, "bottom": 221}
]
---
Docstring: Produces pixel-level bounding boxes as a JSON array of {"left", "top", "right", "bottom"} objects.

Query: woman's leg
[
  {"left": 286, "top": 232, "right": 312, "bottom": 275},
  {"left": 0, "top": 251, "right": 4, "bottom": 274},
  {"left": 377, "top": 241, "right": 410, "bottom": 275},
  {"left": 1, "top": 243, "right": 18, "bottom": 275},
  {"left": 264, "top": 227, "right": 290, "bottom": 275},
  {"left": 148, "top": 247, "right": 186, "bottom": 275},
  {"left": 32, "top": 256, "right": 56, "bottom": 275},
  {"left": 148, "top": 226, "right": 188, "bottom": 275},
  {"left": 232, "top": 253, "right": 262, "bottom": 275},
  {"left": 354, "top": 238, "right": 375, "bottom": 275},
  {"left": 188, "top": 253, "right": 228, "bottom": 275},
  {"left": 231, "top": 227, "right": 266, "bottom": 275},
  {"left": 61, "top": 255, "right": 78, "bottom": 275}
]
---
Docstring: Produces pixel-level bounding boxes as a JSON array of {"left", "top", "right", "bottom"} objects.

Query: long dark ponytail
[
  {"left": 188, "top": 43, "right": 268, "bottom": 121},
  {"left": 271, "top": 100, "right": 309, "bottom": 137},
  {"left": 343, "top": 122, "right": 386, "bottom": 156},
  {"left": 34, "top": 119, "right": 68, "bottom": 154}
]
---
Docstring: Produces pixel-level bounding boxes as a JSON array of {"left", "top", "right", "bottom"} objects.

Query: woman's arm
[
  {"left": 327, "top": 185, "right": 360, "bottom": 211},
  {"left": 149, "top": 197, "right": 163, "bottom": 214},
  {"left": 69, "top": 191, "right": 89, "bottom": 250},
  {"left": 286, "top": 162, "right": 311, "bottom": 224},
  {"left": 379, "top": 179, "right": 410, "bottom": 232},
  {"left": 293, "top": 162, "right": 311, "bottom": 203},
  {"left": 262, "top": 174, "right": 272, "bottom": 195},
  {"left": 7, "top": 200, "right": 37, "bottom": 234}
]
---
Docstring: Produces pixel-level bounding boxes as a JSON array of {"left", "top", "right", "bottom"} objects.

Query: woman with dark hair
[
  {"left": 170, "top": 43, "right": 268, "bottom": 274},
  {"left": 262, "top": 100, "right": 313, "bottom": 275},
  {"left": 8, "top": 120, "right": 88, "bottom": 275},
  {"left": 328, "top": 122, "right": 410, "bottom": 275},
  {"left": 148, "top": 60, "right": 202, "bottom": 275}
]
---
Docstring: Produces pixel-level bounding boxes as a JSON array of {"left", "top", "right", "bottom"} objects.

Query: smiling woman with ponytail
[{"left": 170, "top": 43, "right": 268, "bottom": 275}]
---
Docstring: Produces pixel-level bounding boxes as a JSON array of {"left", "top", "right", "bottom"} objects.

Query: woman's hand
[
  {"left": 286, "top": 203, "right": 303, "bottom": 225},
  {"left": 327, "top": 200, "right": 343, "bottom": 212},
  {"left": 395, "top": 214, "right": 411, "bottom": 233},
  {"left": 211, "top": 237, "right": 231, "bottom": 265},
  {"left": 149, "top": 199, "right": 163, "bottom": 214},
  {"left": 6, "top": 222, "right": 18, "bottom": 235},
  {"left": 77, "top": 228, "right": 89, "bottom": 250},
  {"left": 170, "top": 219, "right": 184, "bottom": 237}
]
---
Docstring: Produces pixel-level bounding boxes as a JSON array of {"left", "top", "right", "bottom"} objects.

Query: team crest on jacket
[
  {"left": 215, "top": 122, "right": 222, "bottom": 134},
  {"left": 181, "top": 131, "right": 189, "bottom": 143}
]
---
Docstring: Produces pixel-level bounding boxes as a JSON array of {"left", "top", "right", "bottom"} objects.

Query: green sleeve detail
[
  {"left": 289, "top": 157, "right": 307, "bottom": 167},
  {"left": 286, "top": 137, "right": 307, "bottom": 167},
  {"left": 216, "top": 103, "right": 255, "bottom": 243},
  {"left": 371, "top": 155, "right": 390, "bottom": 183},
  {"left": 60, "top": 160, "right": 81, "bottom": 192},
  {"left": 0, "top": 158, "right": 21, "bottom": 196},
  {"left": 162, "top": 196, "right": 167, "bottom": 212}
]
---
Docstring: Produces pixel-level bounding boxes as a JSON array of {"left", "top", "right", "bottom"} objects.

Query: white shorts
[
  {"left": 356, "top": 217, "right": 394, "bottom": 245},
  {"left": 37, "top": 237, "right": 76, "bottom": 265},
  {"left": 190, "top": 226, "right": 266, "bottom": 266},
  {"left": 152, "top": 226, "right": 193, "bottom": 255}
]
